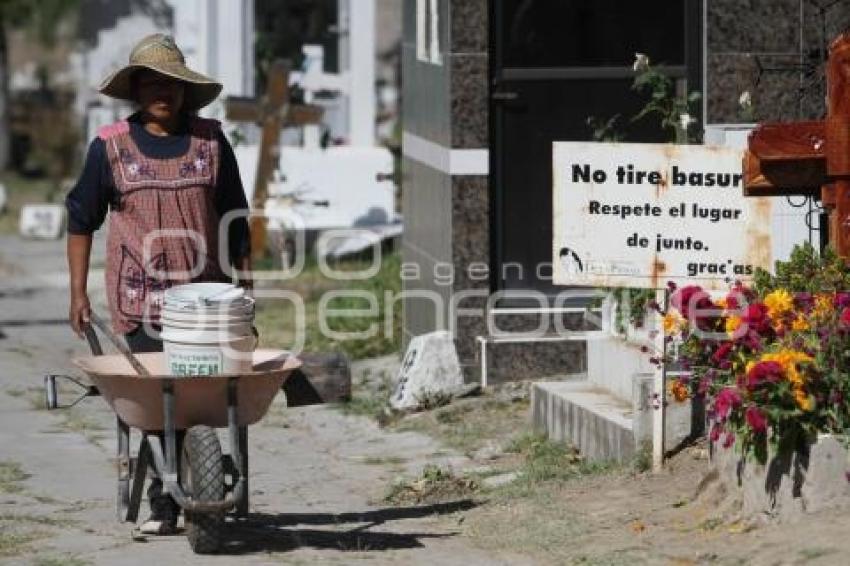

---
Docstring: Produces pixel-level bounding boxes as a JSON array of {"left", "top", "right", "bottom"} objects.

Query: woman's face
[{"left": 134, "top": 70, "right": 185, "bottom": 122}]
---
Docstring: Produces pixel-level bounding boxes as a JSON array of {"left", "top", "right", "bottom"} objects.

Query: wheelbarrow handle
[
  {"left": 84, "top": 324, "right": 103, "bottom": 356},
  {"left": 87, "top": 312, "right": 151, "bottom": 377}
]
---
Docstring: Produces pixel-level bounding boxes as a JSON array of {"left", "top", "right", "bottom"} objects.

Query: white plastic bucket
[{"left": 161, "top": 283, "right": 256, "bottom": 377}]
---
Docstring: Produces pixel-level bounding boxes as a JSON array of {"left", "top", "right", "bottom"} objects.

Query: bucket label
[{"left": 169, "top": 350, "right": 223, "bottom": 376}]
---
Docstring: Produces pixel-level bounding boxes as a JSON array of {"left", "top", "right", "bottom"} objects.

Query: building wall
[{"left": 706, "top": 0, "right": 850, "bottom": 124}]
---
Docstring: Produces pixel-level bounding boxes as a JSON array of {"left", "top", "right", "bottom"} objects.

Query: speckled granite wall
[
  {"left": 706, "top": 0, "right": 850, "bottom": 123},
  {"left": 402, "top": 0, "right": 587, "bottom": 383}
]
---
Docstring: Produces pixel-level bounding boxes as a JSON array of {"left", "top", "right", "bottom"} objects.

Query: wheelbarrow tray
[{"left": 73, "top": 349, "right": 301, "bottom": 430}]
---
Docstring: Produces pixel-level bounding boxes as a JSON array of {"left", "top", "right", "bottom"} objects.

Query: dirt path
[{"left": 0, "top": 235, "right": 527, "bottom": 565}]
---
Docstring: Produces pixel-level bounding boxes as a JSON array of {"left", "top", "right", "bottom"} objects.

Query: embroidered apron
[{"left": 101, "top": 118, "right": 228, "bottom": 334}]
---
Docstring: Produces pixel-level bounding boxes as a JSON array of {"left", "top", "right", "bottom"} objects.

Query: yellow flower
[
  {"left": 715, "top": 297, "right": 728, "bottom": 310},
  {"left": 812, "top": 293, "right": 834, "bottom": 320},
  {"left": 725, "top": 315, "right": 742, "bottom": 337},
  {"left": 763, "top": 289, "right": 794, "bottom": 319},
  {"left": 791, "top": 315, "right": 809, "bottom": 331},
  {"left": 663, "top": 310, "right": 686, "bottom": 335},
  {"left": 794, "top": 388, "right": 813, "bottom": 411}
]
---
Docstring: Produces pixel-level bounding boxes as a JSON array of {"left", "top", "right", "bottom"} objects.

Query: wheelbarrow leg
[
  {"left": 126, "top": 434, "right": 151, "bottom": 523},
  {"left": 227, "top": 379, "right": 249, "bottom": 517},
  {"left": 236, "top": 426, "right": 249, "bottom": 517}
]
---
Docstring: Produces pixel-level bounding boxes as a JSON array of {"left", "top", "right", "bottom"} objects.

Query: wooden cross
[
  {"left": 225, "top": 60, "right": 324, "bottom": 260},
  {"left": 744, "top": 33, "right": 850, "bottom": 256}
]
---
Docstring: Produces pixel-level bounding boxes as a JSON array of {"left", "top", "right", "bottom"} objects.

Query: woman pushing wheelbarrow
[{"left": 64, "top": 34, "right": 255, "bottom": 538}]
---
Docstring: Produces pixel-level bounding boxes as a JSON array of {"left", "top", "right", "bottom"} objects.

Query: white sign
[
  {"left": 552, "top": 142, "right": 773, "bottom": 290},
  {"left": 19, "top": 204, "right": 65, "bottom": 240}
]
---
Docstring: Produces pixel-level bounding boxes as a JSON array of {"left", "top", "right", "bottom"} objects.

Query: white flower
[
  {"left": 128, "top": 163, "right": 139, "bottom": 176},
  {"left": 679, "top": 113, "right": 696, "bottom": 131},
  {"left": 738, "top": 90, "right": 752, "bottom": 108},
  {"left": 633, "top": 53, "right": 650, "bottom": 72}
]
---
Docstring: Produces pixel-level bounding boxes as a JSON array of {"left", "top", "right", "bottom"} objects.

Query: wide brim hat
[{"left": 99, "top": 34, "right": 222, "bottom": 111}]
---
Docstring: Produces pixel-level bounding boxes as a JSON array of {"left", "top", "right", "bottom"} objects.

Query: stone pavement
[{"left": 0, "top": 235, "right": 528, "bottom": 565}]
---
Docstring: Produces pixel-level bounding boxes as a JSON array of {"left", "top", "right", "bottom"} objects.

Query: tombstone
[
  {"left": 390, "top": 330, "right": 464, "bottom": 410},
  {"left": 19, "top": 205, "right": 65, "bottom": 240},
  {"left": 224, "top": 61, "right": 325, "bottom": 259},
  {"left": 0, "top": 182, "right": 6, "bottom": 214}
]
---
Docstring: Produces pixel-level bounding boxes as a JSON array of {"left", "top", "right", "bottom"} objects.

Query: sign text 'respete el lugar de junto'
[{"left": 552, "top": 142, "right": 773, "bottom": 290}]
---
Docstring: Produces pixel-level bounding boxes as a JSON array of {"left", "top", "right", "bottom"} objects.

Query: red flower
[
  {"left": 727, "top": 283, "right": 755, "bottom": 310},
  {"left": 711, "top": 342, "right": 734, "bottom": 364},
  {"left": 745, "top": 406, "right": 768, "bottom": 434},
  {"left": 840, "top": 307, "right": 850, "bottom": 328},
  {"left": 671, "top": 285, "right": 714, "bottom": 319},
  {"left": 742, "top": 303, "right": 772, "bottom": 334},
  {"left": 723, "top": 431, "right": 736, "bottom": 448},
  {"left": 745, "top": 361, "right": 783, "bottom": 391},
  {"left": 714, "top": 387, "right": 742, "bottom": 420},
  {"left": 710, "top": 423, "right": 722, "bottom": 442}
]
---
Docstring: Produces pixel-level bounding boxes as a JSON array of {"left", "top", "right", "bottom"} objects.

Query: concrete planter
[{"left": 709, "top": 434, "right": 850, "bottom": 521}]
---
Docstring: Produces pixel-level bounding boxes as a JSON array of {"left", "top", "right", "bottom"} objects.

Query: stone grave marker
[
  {"left": 19, "top": 204, "right": 65, "bottom": 239},
  {"left": 390, "top": 330, "right": 464, "bottom": 410}
]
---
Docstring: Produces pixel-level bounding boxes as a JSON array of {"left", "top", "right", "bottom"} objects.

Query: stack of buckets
[{"left": 161, "top": 283, "right": 256, "bottom": 376}]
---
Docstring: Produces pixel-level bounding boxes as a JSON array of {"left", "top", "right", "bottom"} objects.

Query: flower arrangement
[{"left": 659, "top": 243, "right": 850, "bottom": 463}]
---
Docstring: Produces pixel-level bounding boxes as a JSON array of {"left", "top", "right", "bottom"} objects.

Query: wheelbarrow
[{"left": 44, "top": 316, "right": 301, "bottom": 554}]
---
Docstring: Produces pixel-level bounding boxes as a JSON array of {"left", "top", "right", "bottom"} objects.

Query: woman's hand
[
  {"left": 69, "top": 293, "right": 91, "bottom": 338},
  {"left": 67, "top": 234, "right": 94, "bottom": 338}
]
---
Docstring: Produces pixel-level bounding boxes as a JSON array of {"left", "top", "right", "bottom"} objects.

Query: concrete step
[{"left": 531, "top": 381, "right": 635, "bottom": 463}]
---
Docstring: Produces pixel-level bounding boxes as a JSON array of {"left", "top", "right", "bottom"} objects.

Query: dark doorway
[{"left": 490, "top": 0, "right": 703, "bottom": 298}]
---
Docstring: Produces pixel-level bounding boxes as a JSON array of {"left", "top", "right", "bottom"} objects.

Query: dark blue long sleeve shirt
[{"left": 65, "top": 115, "right": 251, "bottom": 262}]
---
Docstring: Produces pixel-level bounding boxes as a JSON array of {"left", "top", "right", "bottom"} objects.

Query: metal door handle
[{"left": 491, "top": 91, "right": 519, "bottom": 102}]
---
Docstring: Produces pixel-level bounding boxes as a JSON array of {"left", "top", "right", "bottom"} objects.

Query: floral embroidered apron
[{"left": 100, "top": 118, "right": 228, "bottom": 334}]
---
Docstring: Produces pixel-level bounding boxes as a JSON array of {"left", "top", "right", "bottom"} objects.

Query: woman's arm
[
  {"left": 65, "top": 139, "right": 111, "bottom": 337},
  {"left": 68, "top": 234, "right": 93, "bottom": 337}
]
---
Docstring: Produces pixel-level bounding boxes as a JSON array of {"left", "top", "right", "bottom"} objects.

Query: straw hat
[{"left": 99, "top": 34, "right": 222, "bottom": 111}]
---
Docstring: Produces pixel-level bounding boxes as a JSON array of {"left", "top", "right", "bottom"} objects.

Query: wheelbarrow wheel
[{"left": 181, "top": 425, "right": 225, "bottom": 554}]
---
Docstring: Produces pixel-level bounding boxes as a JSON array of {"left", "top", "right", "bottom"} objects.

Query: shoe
[{"left": 138, "top": 517, "right": 178, "bottom": 535}]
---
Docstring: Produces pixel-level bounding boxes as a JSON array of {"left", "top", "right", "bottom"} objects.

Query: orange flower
[
  {"left": 669, "top": 380, "right": 690, "bottom": 403},
  {"left": 791, "top": 315, "right": 810, "bottom": 332}
]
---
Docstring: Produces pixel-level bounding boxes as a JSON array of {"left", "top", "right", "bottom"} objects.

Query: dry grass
[
  {"left": 391, "top": 396, "right": 530, "bottom": 457},
  {"left": 0, "top": 461, "right": 29, "bottom": 494},
  {"left": 384, "top": 464, "right": 478, "bottom": 506},
  {"left": 253, "top": 254, "right": 401, "bottom": 360}
]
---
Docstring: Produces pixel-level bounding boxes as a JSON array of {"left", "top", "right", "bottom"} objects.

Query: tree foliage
[{"left": 255, "top": 0, "right": 337, "bottom": 90}]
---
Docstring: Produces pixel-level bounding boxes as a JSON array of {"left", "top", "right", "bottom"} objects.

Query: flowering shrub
[{"left": 660, "top": 243, "right": 850, "bottom": 462}]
